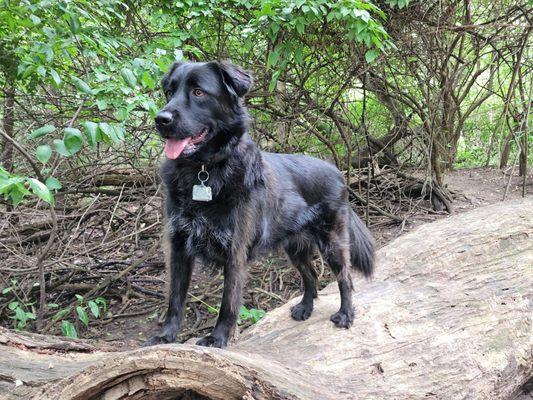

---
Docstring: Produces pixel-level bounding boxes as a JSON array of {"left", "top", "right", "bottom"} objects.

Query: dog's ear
[
  {"left": 160, "top": 62, "right": 183, "bottom": 94},
  {"left": 212, "top": 61, "right": 253, "bottom": 98}
]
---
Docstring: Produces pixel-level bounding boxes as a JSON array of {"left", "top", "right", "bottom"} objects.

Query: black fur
[{"left": 145, "top": 61, "right": 375, "bottom": 348}]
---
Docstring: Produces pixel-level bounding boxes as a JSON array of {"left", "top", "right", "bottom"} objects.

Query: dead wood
[{"left": 0, "top": 198, "right": 531, "bottom": 400}]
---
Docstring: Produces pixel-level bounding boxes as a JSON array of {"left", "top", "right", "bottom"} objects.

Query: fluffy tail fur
[{"left": 348, "top": 209, "right": 375, "bottom": 277}]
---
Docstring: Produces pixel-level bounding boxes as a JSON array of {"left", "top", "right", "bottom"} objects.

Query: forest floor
[
  {"left": 0, "top": 166, "right": 530, "bottom": 349},
  {"left": 90, "top": 166, "right": 530, "bottom": 349}
]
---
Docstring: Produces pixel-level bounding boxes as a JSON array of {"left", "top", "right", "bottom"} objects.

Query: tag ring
[{"left": 198, "top": 169, "right": 209, "bottom": 183}]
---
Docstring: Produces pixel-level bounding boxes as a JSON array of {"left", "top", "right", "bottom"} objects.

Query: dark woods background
[{"left": 0, "top": 0, "right": 531, "bottom": 341}]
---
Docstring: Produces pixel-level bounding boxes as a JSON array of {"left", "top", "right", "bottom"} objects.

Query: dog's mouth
[{"left": 164, "top": 128, "right": 208, "bottom": 159}]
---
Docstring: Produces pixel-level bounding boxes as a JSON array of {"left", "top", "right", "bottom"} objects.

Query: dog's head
[{"left": 155, "top": 61, "right": 253, "bottom": 160}]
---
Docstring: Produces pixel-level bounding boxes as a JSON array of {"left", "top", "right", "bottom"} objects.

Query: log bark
[{"left": 1, "top": 198, "right": 532, "bottom": 400}]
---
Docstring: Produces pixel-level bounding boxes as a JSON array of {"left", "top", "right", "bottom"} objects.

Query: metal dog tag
[
  {"left": 192, "top": 184, "right": 212, "bottom": 201},
  {"left": 192, "top": 165, "right": 212, "bottom": 202}
]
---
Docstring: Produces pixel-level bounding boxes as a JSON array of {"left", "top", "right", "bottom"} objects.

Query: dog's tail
[{"left": 348, "top": 209, "right": 375, "bottom": 278}]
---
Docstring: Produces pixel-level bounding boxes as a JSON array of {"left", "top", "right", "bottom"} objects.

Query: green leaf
[
  {"left": 365, "top": 49, "right": 380, "bottom": 63},
  {"left": 96, "top": 99, "right": 108, "bottom": 110},
  {"left": 2, "top": 287, "right": 12, "bottom": 295},
  {"left": 295, "top": 18, "right": 305, "bottom": 35},
  {"left": 37, "top": 65, "right": 46, "bottom": 78},
  {"left": 9, "top": 185, "right": 27, "bottom": 207},
  {"left": 88, "top": 300, "right": 100, "bottom": 318},
  {"left": 71, "top": 76, "right": 93, "bottom": 95},
  {"left": 267, "top": 47, "right": 282, "bottom": 68},
  {"left": 68, "top": 14, "right": 81, "bottom": 34},
  {"left": 120, "top": 68, "right": 137, "bottom": 89},
  {"left": 8, "top": 301, "right": 19, "bottom": 310},
  {"left": 50, "top": 69, "right": 62, "bottom": 87},
  {"left": 28, "top": 178, "right": 54, "bottom": 204},
  {"left": 14, "top": 307, "right": 28, "bottom": 324},
  {"left": 249, "top": 308, "right": 266, "bottom": 323},
  {"left": 30, "top": 14, "right": 41, "bottom": 25},
  {"left": 141, "top": 71, "right": 155, "bottom": 89},
  {"left": 268, "top": 70, "right": 281, "bottom": 92},
  {"left": 82, "top": 121, "right": 99, "bottom": 147},
  {"left": 76, "top": 306, "right": 89, "bottom": 327},
  {"left": 75, "top": 294, "right": 84, "bottom": 304},
  {"left": 53, "top": 139, "right": 70, "bottom": 156},
  {"left": 95, "top": 297, "right": 107, "bottom": 312},
  {"left": 61, "top": 320, "right": 78, "bottom": 338},
  {"left": 52, "top": 308, "right": 70, "bottom": 321},
  {"left": 63, "top": 128, "right": 83, "bottom": 154},
  {"left": 99, "top": 123, "right": 124, "bottom": 143},
  {"left": 30, "top": 125, "right": 55, "bottom": 139},
  {"left": 36, "top": 145, "right": 52, "bottom": 164},
  {"left": 45, "top": 176, "right": 62, "bottom": 191}
]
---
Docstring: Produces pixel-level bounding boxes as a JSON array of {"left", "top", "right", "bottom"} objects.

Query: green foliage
[
  {"left": 239, "top": 306, "right": 266, "bottom": 324},
  {"left": 0, "top": 167, "right": 54, "bottom": 206},
  {"left": 51, "top": 295, "right": 107, "bottom": 338},
  {"left": 0, "top": 0, "right": 169, "bottom": 205},
  {"left": 1, "top": 280, "right": 36, "bottom": 330},
  {"left": 2, "top": 287, "right": 34, "bottom": 331},
  {"left": 61, "top": 320, "right": 78, "bottom": 339},
  {"left": 9, "top": 301, "right": 36, "bottom": 330},
  {"left": 0, "top": 0, "right": 406, "bottom": 208}
]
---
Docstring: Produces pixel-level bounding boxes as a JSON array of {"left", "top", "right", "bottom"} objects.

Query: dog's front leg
[
  {"left": 145, "top": 236, "right": 193, "bottom": 346},
  {"left": 196, "top": 261, "right": 246, "bottom": 348}
]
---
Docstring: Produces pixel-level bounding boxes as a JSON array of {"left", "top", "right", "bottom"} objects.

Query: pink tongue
[{"left": 164, "top": 137, "right": 191, "bottom": 159}]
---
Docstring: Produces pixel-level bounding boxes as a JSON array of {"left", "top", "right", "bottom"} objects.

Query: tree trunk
[{"left": 1, "top": 199, "right": 532, "bottom": 400}]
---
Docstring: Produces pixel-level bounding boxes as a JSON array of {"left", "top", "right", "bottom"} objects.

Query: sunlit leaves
[{"left": 251, "top": 0, "right": 394, "bottom": 91}]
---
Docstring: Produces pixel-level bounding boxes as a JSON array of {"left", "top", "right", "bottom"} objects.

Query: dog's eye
[
  {"left": 193, "top": 88, "right": 205, "bottom": 97},
  {"left": 164, "top": 89, "right": 172, "bottom": 98}
]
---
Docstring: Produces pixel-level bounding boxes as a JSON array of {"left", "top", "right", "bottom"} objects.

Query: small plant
[
  {"left": 52, "top": 295, "right": 107, "bottom": 339},
  {"left": 238, "top": 306, "right": 266, "bottom": 325},
  {"left": 8, "top": 301, "right": 36, "bottom": 330},
  {"left": 2, "top": 279, "right": 36, "bottom": 331}
]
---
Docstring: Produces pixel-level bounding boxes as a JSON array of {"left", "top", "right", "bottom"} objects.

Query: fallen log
[{"left": 0, "top": 198, "right": 532, "bottom": 400}]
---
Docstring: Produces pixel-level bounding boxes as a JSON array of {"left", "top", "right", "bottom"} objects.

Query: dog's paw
[
  {"left": 143, "top": 333, "right": 174, "bottom": 347},
  {"left": 330, "top": 309, "right": 354, "bottom": 329},
  {"left": 291, "top": 303, "right": 313, "bottom": 321},
  {"left": 196, "top": 335, "right": 227, "bottom": 348}
]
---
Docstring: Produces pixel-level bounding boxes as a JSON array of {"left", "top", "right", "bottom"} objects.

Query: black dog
[{"left": 145, "top": 61, "right": 375, "bottom": 348}]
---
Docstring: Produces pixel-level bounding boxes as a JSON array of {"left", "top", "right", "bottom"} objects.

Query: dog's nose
[{"left": 155, "top": 111, "right": 173, "bottom": 126}]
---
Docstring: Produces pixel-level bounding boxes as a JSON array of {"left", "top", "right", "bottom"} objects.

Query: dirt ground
[{"left": 84, "top": 166, "right": 530, "bottom": 349}]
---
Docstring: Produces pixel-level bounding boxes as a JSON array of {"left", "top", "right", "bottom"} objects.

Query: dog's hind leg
[
  {"left": 284, "top": 236, "right": 318, "bottom": 321},
  {"left": 318, "top": 216, "right": 354, "bottom": 329}
]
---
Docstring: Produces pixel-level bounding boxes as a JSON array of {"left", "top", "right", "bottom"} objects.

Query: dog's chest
[{"left": 167, "top": 200, "right": 234, "bottom": 258}]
